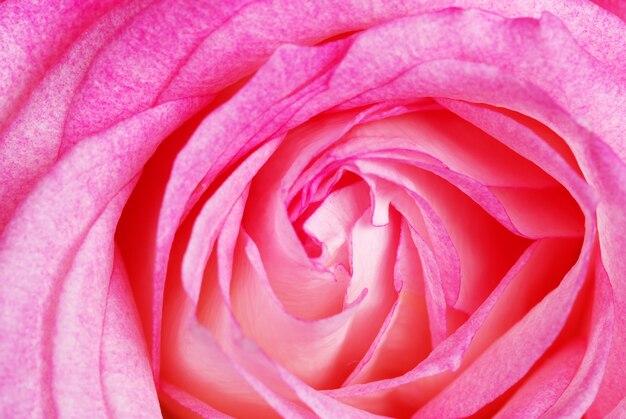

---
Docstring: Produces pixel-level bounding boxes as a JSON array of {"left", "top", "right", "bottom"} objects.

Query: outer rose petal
[
  {"left": 592, "top": 0, "right": 626, "bottom": 20},
  {"left": 0, "top": 98, "right": 202, "bottom": 416},
  {"left": 0, "top": 0, "right": 150, "bottom": 229},
  {"left": 51, "top": 185, "right": 135, "bottom": 417},
  {"left": 100, "top": 252, "right": 161, "bottom": 417},
  {"left": 0, "top": 0, "right": 121, "bottom": 130},
  {"left": 541, "top": 260, "right": 615, "bottom": 418},
  {"left": 585, "top": 143, "right": 626, "bottom": 417},
  {"left": 162, "top": 0, "right": 626, "bottom": 101}
]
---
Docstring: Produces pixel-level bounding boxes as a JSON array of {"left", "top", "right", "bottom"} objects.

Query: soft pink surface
[{"left": 1, "top": 1, "right": 625, "bottom": 418}]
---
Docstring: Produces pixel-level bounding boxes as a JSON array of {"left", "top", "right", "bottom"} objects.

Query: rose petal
[
  {"left": 355, "top": 160, "right": 529, "bottom": 312},
  {"left": 159, "top": 381, "right": 232, "bottom": 419},
  {"left": 348, "top": 110, "right": 556, "bottom": 189},
  {"left": 0, "top": 0, "right": 122, "bottom": 130},
  {"left": 536, "top": 258, "right": 615, "bottom": 417},
  {"left": 181, "top": 138, "right": 280, "bottom": 305},
  {"left": 591, "top": 0, "right": 626, "bottom": 21},
  {"left": 324, "top": 240, "right": 540, "bottom": 401},
  {"left": 344, "top": 221, "right": 432, "bottom": 385},
  {"left": 413, "top": 223, "right": 595, "bottom": 418},
  {"left": 51, "top": 186, "right": 135, "bottom": 417},
  {"left": 195, "top": 195, "right": 386, "bottom": 417},
  {"left": 0, "top": 0, "right": 149, "bottom": 229},
  {"left": 61, "top": 0, "right": 253, "bottom": 145},
  {"left": 302, "top": 181, "right": 370, "bottom": 267},
  {"left": 163, "top": 0, "right": 626, "bottom": 102},
  {"left": 99, "top": 251, "right": 161, "bottom": 417},
  {"left": 492, "top": 341, "right": 586, "bottom": 418},
  {"left": 606, "top": 398, "right": 626, "bottom": 419},
  {"left": 228, "top": 230, "right": 364, "bottom": 389},
  {"left": 150, "top": 40, "right": 352, "bottom": 371},
  {"left": 0, "top": 97, "right": 202, "bottom": 415}
]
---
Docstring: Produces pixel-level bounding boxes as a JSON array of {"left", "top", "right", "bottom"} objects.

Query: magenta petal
[
  {"left": 606, "top": 399, "right": 626, "bottom": 419},
  {"left": 584, "top": 144, "right": 626, "bottom": 416},
  {"left": 60, "top": 0, "right": 252, "bottom": 144},
  {"left": 0, "top": 0, "right": 148, "bottom": 229},
  {"left": 0, "top": 0, "right": 122, "bottom": 129},
  {"left": 591, "top": 0, "right": 626, "bottom": 21}
]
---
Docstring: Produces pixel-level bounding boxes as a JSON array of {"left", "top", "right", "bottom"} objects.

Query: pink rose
[{"left": 1, "top": 1, "right": 625, "bottom": 417}]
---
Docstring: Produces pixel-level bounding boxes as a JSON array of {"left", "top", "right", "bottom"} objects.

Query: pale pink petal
[
  {"left": 338, "top": 211, "right": 399, "bottom": 376},
  {"left": 228, "top": 230, "right": 364, "bottom": 389},
  {"left": 193, "top": 195, "right": 387, "bottom": 417},
  {"left": 300, "top": 140, "right": 464, "bottom": 308},
  {"left": 163, "top": 195, "right": 299, "bottom": 416},
  {"left": 492, "top": 341, "right": 585, "bottom": 418},
  {"left": 52, "top": 186, "right": 135, "bottom": 417},
  {"left": 243, "top": 176, "right": 344, "bottom": 320},
  {"left": 302, "top": 181, "right": 370, "bottom": 267},
  {"left": 345, "top": 222, "right": 431, "bottom": 385},
  {"left": 100, "top": 252, "right": 161, "bottom": 417},
  {"left": 539, "top": 259, "right": 615, "bottom": 417},
  {"left": 160, "top": 293, "right": 290, "bottom": 417},
  {"left": 205, "top": 194, "right": 327, "bottom": 418}
]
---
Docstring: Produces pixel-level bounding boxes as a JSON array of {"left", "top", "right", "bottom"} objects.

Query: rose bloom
[{"left": 1, "top": 0, "right": 625, "bottom": 418}]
